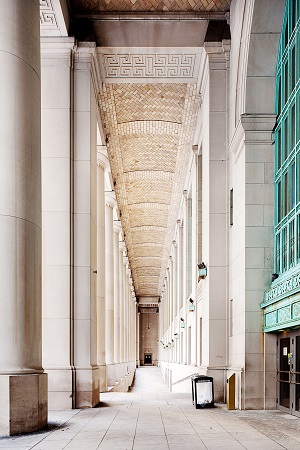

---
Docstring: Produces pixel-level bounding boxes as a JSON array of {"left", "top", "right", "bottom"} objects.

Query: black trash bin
[{"left": 191, "top": 375, "right": 214, "bottom": 408}]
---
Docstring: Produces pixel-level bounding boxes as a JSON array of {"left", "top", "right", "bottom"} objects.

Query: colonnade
[
  {"left": 158, "top": 42, "right": 229, "bottom": 400},
  {"left": 0, "top": 3, "right": 136, "bottom": 435}
]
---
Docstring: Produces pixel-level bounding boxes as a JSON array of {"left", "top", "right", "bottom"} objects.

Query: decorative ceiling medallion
[{"left": 98, "top": 48, "right": 202, "bottom": 83}]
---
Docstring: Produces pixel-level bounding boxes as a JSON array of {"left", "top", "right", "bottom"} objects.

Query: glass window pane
[
  {"left": 278, "top": 76, "right": 282, "bottom": 114},
  {"left": 291, "top": 45, "right": 296, "bottom": 91},
  {"left": 295, "top": 154, "right": 300, "bottom": 204},
  {"left": 284, "top": 118, "right": 288, "bottom": 160},
  {"left": 291, "top": 103, "right": 296, "bottom": 149},
  {"left": 277, "top": 127, "right": 282, "bottom": 169},
  {"left": 276, "top": 233, "right": 281, "bottom": 273},
  {"left": 283, "top": 227, "right": 288, "bottom": 270},
  {"left": 278, "top": 180, "right": 282, "bottom": 222},
  {"left": 291, "top": 162, "right": 296, "bottom": 208},
  {"left": 289, "top": 220, "right": 295, "bottom": 266},
  {"left": 298, "top": 215, "right": 300, "bottom": 262},
  {"left": 285, "top": 61, "right": 289, "bottom": 103},
  {"left": 284, "top": 172, "right": 288, "bottom": 216}
]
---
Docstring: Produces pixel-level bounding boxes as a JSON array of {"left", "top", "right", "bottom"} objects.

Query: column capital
[
  {"left": 113, "top": 220, "right": 122, "bottom": 234},
  {"left": 204, "top": 40, "right": 230, "bottom": 68},
  {"left": 75, "top": 42, "right": 96, "bottom": 62},
  {"left": 240, "top": 113, "right": 277, "bottom": 133},
  {"left": 97, "top": 148, "right": 110, "bottom": 170},
  {"left": 105, "top": 193, "right": 117, "bottom": 209},
  {"left": 40, "top": 37, "right": 75, "bottom": 61},
  {"left": 119, "top": 241, "right": 126, "bottom": 253}
]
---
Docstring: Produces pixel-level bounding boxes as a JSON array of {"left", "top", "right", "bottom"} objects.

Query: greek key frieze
[
  {"left": 40, "top": 0, "right": 58, "bottom": 28},
  {"left": 103, "top": 53, "right": 196, "bottom": 78}
]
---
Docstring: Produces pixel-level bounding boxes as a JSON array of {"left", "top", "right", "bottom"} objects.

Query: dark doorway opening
[{"left": 144, "top": 353, "right": 152, "bottom": 365}]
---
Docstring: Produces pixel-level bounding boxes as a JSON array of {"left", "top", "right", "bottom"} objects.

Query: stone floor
[{"left": 1, "top": 367, "right": 300, "bottom": 449}]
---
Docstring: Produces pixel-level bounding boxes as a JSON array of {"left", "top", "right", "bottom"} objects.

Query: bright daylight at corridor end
[{"left": 1, "top": 0, "right": 300, "bottom": 448}]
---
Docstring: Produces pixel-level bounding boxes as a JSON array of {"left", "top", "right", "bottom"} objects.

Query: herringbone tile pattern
[
  {"left": 72, "top": 0, "right": 230, "bottom": 12},
  {"left": 99, "top": 83, "right": 200, "bottom": 296}
]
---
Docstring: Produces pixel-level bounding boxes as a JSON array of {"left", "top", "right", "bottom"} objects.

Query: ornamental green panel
[
  {"left": 275, "top": 0, "right": 300, "bottom": 275},
  {"left": 262, "top": 0, "right": 300, "bottom": 332}
]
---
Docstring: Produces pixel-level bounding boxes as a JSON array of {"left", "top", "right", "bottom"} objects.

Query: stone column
[
  {"left": 113, "top": 221, "right": 122, "bottom": 382},
  {"left": 136, "top": 303, "right": 139, "bottom": 368},
  {"left": 119, "top": 242, "right": 125, "bottom": 374},
  {"left": 241, "top": 114, "right": 276, "bottom": 409},
  {"left": 73, "top": 43, "right": 99, "bottom": 407},
  {"left": 201, "top": 42, "right": 228, "bottom": 400},
  {"left": 122, "top": 258, "right": 128, "bottom": 369},
  {"left": 41, "top": 37, "right": 75, "bottom": 411},
  {"left": 105, "top": 194, "right": 116, "bottom": 386},
  {"left": 0, "top": 1, "right": 47, "bottom": 435},
  {"left": 97, "top": 151, "right": 109, "bottom": 393},
  {"left": 125, "top": 267, "right": 131, "bottom": 368}
]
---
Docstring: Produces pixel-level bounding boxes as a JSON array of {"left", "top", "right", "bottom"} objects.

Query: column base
[
  {"left": 115, "top": 362, "right": 122, "bottom": 383},
  {"left": 99, "top": 364, "right": 107, "bottom": 393},
  {"left": 46, "top": 368, "right": 73, "bottom": 410},
  {"left": 75, "top": 366, "right": 100, "bottom": 408},
  {"left": 106, "top": 363, "right": 115, "bottom": 387},
  {"left": 0, "top": 373, "right": 47, "bottom": 436}
]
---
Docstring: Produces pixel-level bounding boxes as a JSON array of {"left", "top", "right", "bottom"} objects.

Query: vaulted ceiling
[
  {"left": 66, "top": 0, "right": 231, "bottom": 298},
  {"left": 99, "top": 82, "right": 200, "bottom": 296}
]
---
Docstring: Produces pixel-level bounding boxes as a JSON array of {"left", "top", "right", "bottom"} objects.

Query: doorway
[
  {"left": 144, "top": 353, "right": 152, "bottom": 365},
  {"left": 277, "top": 331, "right": 300, "bottom": 416}
]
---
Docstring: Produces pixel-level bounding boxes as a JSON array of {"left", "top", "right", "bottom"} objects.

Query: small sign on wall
[{"left": 283, "top": 347, "right": 288, "bottom": 356}]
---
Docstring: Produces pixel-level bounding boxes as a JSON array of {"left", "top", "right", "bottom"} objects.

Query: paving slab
[{"left": 1, "top": 367, "right": 300, "bottom": 449}]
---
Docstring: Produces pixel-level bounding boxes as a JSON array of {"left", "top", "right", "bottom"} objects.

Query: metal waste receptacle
[{"left": 191, "top": 375, "right": 214, "bottom": 408}]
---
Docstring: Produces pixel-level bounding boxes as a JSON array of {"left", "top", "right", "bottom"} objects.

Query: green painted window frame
[{"left": 274, "top": 0, "right": 300, "bottom": 275}]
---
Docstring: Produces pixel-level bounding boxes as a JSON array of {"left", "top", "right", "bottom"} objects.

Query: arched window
[{"left": 274, "top": 0, "right": 300, "bottom": 274}]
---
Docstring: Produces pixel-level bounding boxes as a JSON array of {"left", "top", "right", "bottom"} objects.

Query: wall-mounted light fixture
[
  {"left": 180, "top": 318, "right": 185, "bottom": 328},
  {"left": 174, "top": 333, "right": 179, "bottom": 339},
  {"left": 189, "top": 298, "right": 195, "bottom": 311},
  {"left": 198, "top": 262, "right": 207, "bottom": 280}
]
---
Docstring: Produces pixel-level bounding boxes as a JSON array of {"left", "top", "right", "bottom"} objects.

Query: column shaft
[
  {"left": 97, "top": 153, "right": 108, "bottom": 392},
  {"left": 0, "top": 1, "right": 47, "bottom": 435},
  {"left": 105, "top": 196, "right": 115, "bottom": 385},
  {"left": 73, "top": 45, "right": 99, "bottom": 407}
]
